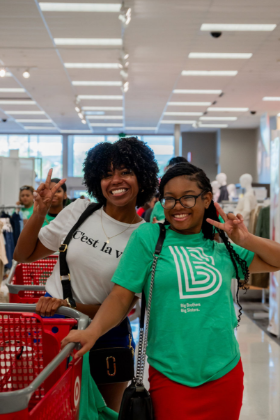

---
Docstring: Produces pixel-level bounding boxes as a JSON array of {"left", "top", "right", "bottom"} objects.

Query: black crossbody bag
[
  {"left": 118, "top": 223, "right": 166, "bottom": 420},
  {"left": 59, "top": 202, "right": 134, "bottom": 384}
]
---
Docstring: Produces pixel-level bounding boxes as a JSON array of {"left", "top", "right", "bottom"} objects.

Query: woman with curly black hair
[
  {"left": 62, "top": 162, "right": 280, "bottom": 420},
  {"left": 14, "top": 136, "right": 159, "bottom": 412}
]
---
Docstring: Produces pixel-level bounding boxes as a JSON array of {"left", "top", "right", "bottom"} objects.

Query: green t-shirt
[
  {"left": 150, "top": 201, "right": 165, "bottom": 222},
  {"left": 21, "top": 205, "right": 34, "bottom": 220},
  {"left": 112, "top": 223, "right": 254, "bottom": 387},
  {"left": 42, "top": 213, "right": 57, "bottom": 227}
]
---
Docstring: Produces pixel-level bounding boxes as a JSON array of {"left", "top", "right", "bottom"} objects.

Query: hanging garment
[
  {"left": 11, "top": 212, "right": 21, "bottom": 246},
  {"left": 218, "top": 185, "right": 229, "bottom": 203}
]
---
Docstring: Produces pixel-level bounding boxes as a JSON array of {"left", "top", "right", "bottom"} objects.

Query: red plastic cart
[
  {"left": 0, "top": 303, "right": 89, "bottom": 419},
  {"left": 7, "top": 256, "right": 58, "bottom": 304}
]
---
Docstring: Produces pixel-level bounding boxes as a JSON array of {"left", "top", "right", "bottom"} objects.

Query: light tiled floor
[{"left": 137, "top": 312, "right": 280, "bottom": 420}]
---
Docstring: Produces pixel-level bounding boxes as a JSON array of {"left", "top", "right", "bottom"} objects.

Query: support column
[{"left": 174, "top": 124, "right": 181, "bottom": 156}]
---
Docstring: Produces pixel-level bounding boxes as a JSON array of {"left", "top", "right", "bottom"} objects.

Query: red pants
[{"left": 149, "top": 359, "right": 244, "bottom": 420}]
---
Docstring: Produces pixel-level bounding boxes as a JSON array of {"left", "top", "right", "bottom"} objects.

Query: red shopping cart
[
  {"left": 7, "top": 255, "right": 58, "bottom": 304},
  {"left": 0, "top": 303, "right": 89, "bottom": 420}
]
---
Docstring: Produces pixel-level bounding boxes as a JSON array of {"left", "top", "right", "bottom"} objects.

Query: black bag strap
[
  {"left": 140, "top": 223, "right": 166, "bottom": 329},
  {"left": 59, "top": 202, "right": 102, "bottom": 300}
]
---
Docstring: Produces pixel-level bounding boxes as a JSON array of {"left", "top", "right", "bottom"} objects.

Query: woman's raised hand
[
  {"left": 33, "top": 168, "right": 67, "bottom": 216},
  {"left": 206, "top": 202, "right": 250, "bottom": 246},
  {"left": 61, "top": 330, "right": 98, "bottom": 358}
]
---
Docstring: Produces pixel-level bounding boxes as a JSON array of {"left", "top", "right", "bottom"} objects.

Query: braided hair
[{"left": 159, "top": 162, "right": 250, "bottom": 326}]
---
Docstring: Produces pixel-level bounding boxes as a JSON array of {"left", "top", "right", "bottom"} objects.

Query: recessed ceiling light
[
  {"left": 24, "top": 126, "right": 58, "bottom": 130},
  {"left": 200, "top": 23, "right": 277, "bottom": 32},
  {"left": 125, "top": 127, "right": 157, "bottom": 130},
  {"left": 5, "top": 111, "right": 45, "bottom": 115},
  {"left": 199, "top": 124, "right": 228, "bottom": 128},
  {"left": 39, "top": 3, "right": 121, "bottom": 12},
  {"left": 87, "top": 115, "right": 123, "bottom": 120},
  {"left": 164, "top": 112, "right": 203, "bottom": 116},
  {"left": 60, "top": 130, "right": 92, "bottom": 133},
  {"left": 200, "top": 116, "right": 237, "bottom": 121},
  {"left": 72, "top": 81, "right": 122, "bottom": 86},
  {"left": 23, "top": 70, "right": 30, "bottom": 79},
  {"left": 54, "top": 38, "right": 122, "bottom": 46},
  {"left": 82, "top": 106, "right": 123, "bottom": 110},
  {"left": 168, "top": 102, "right": 211, "bottom": 106},
  {"left": 182, "top": 71, "right": 238, "bottom": 76},
  {"left": 0, "top": 68, "right": 6, "bottom": 77},
  {"left": 0, "top": 88, "right": 25, "bottom": 92},
  {"left": 0, "top": 100, "right": 36, "bottom": 104},
  {"left": 173, "top": 89, "right": 222, "bottom": 95},
  {"left": 90, "top": 123, "right": 123, "bottom": 127},
  {"left": 65, "top": 63, "right": 119, "bottom": 69},
  {"left": 78, "top": 95, "right": 123, "bottom": 100},
  {"left": 78, "top": 113, "right": 84, "bottom": 119},
  {"left": 188, "top": 53, "right": 252, "bottom": 59},
  {"left": 207, "top": 107, "right": 248, "bottom": 112},
  {"left": 161, "top": 120, "right": 196, "bottom": 124},
  {"left": 81, "top": 119, "right": 87, "bottom": 124},
  {"left": 75, "top": 106, "right": 81, "bottom": 113},
  {"left": 16, "top": 119, "right": 52, "bottom": 123},
  {"left": 263, "top": 97, "right": 280, "bottom": 101}
]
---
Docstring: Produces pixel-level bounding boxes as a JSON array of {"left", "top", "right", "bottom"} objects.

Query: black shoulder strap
[
  {"left": 140, "top": 223, "right": 166, "bottom": 329},
  {"left": 59, "top": 202, "right": 102, "bottom": 300}
]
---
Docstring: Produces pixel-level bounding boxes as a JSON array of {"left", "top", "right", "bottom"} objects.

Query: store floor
[{"left": 133, "top": 311, "right": 280, "bottom": 420}]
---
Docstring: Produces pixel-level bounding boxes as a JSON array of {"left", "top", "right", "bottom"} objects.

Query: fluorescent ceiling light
[
  {"left": 82, "top": 106, "right": 123, "bottom": 111},
  {"left": 0, "top": 100, "right": 36, "bottom": 105},
  {"left": 78, "top": 95, "right": 123, "bottom": 100},
  {"left": 207, "top": 107, "right": 248, "bottom": 112},
  {"left": 39, "top": 3, "right": 121, "bottom": 12},
  {"left": 2, "top": 72, "right": 12, "bottom": 77},
  {"left": 161, "top": 120, "right": 196, "bottom": 124},
  {"left": 5, "top": 111, "right": 45, "bottom": 115},
  {"left": 263, "top": 97, "right": 280, "bottom": 101},
  {"left": 24, "top": 126, "right": 58, "bottom": 130},
  {"left": 72, "top": 81, "right": 122, "bottom": 86},
  {"left": 125, "top": 127, "right": 157, "bottom": 130},
  {"left": 189, "top": 52, "right": 252, "bottom": 59},
  {"left": 200, "top": 24, "right": 277, "bottom": 32},
  {"left": 164, "top": 112, "right": 203, "bottom": 116},
  {"left": 182, "top": 71, "right": 238, "bottom": 76},
  {"left": 54, "top": 38, "right": 122, "bottom": 46},
  {"left": 200, "top": 116, "right": 237, "bottom": 121},
  {"left": 87, "top": 116, "right": 123, "bottom": 120},
  {"left": 84, "top": 111, "right": 105, "bottom": 115},
  {"left": 173, "top": 89, "right": 222, "bottom": 95},
  {"left": 90, "top": 123, "right": 123, "bottom": 127},
  {"left": 168, "top": 102, "right": 211, "bottom": 106},
  {"left": 199, "top": 124, "right": 228, "bottom": 128},
  {"left": 16, "top": 119, "right": 52, "bottom": 123},
  {"left": 65, "top": 63, "right": 119, "bottom": 69},
  {"left": 0, "top": 88, "right": 25, "bottom": 93},
  {"left": 60, "top": 130, "right": 92, "bottom": 133}
]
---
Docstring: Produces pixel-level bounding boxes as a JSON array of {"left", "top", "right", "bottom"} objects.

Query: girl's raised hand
[
  {"left": 206, "top": 202, "right": 250, "bottom": 246},
  {"left": 33, "top": 168, "right": 67, "bottom": 216}
]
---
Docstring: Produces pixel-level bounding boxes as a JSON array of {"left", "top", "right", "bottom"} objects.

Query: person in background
[
  {"left": 136, "top": 194, "right": 158, "bottom": 218},
  {"left": 143, "top": 193, "right": 160, "bottom": 222},
  {"left": 150, "top": 156, "right": 188, "bottom": 223},
  {"left": 17, "top": 185, "right": 34, "bottom": 225},
  {"left": 42, "top": 178, "right": 67, "bottom": 227}
]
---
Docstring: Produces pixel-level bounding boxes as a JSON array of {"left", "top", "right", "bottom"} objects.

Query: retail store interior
[{"left": 1, "top": 1, "right": 280, "bottom": 419}]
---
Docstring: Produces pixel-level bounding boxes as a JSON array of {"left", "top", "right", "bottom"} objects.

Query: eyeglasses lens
[{"left": 180, "top": 196, "right": 195, "bottom": 208}]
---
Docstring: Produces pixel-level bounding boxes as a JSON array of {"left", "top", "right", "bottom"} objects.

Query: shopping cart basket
[
  {"left": 0, "top": 303, "right": 89, "bottom": 419},
  {"left": 7, "top": 255, "right": 58, "bottom": 304}
]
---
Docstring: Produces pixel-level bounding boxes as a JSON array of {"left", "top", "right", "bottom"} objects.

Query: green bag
[{"left": 79, "top": 352, "right": 118, "bottom": 420}]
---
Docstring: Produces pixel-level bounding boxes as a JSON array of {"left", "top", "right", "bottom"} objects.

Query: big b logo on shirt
[{"left": 169, "top": 246, "right": 222, "bottom": 299}]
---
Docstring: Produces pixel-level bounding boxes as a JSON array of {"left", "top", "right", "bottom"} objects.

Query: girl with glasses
[{"left": 62, "top": 162, "right": 280, "bottom": 420}]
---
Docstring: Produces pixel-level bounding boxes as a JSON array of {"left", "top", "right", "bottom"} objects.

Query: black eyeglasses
[{"left": 160, "top": 191, "right": 204, "bottom": 210}]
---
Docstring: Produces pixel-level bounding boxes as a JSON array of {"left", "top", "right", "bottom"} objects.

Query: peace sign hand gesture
[
  {"left": 33, "top": 168, "right": 67, "bottom": 216},
  {"left": 206, "top": 202, "right": 250, "bottom": 247}
]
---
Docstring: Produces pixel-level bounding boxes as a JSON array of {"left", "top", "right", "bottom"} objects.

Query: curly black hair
[
  {"left": 159, "top": 162, "right": 250, "bottom": 326},
  {"left": 83, "top": 137, "right": 159, "bottom": 207}
]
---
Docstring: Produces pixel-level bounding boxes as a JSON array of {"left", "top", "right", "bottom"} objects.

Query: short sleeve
[
  {"left": 112, "top": 224, "right": 157, "bottom": 293},
  {"left": 231, "top": 243, "right": 255, "bottom": 279},
  {"left": 38, "top": 199, "right": 89, "bottom": 251},
  {"left": 150, "top": 201, "right": 165, "bottom": 222}
]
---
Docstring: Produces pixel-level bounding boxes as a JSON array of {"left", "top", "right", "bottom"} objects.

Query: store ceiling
[{"left": 0, "top": 0, "right": 280, "bottom": 134}]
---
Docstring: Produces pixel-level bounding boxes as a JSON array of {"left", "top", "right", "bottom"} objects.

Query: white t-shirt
[{"left": 38, "top": 199, "right": 144, "bottom": 304}]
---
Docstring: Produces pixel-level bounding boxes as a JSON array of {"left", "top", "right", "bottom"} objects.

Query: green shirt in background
[
  {"left": 42, "top": 213, "right": 57, "bottom": 227},
  {"left": 21, "top": 205, "right": 34, "bottom": 220},
  {"left": 112, "top": 223, "right": 254, "bottom": 387},
  {"left": 150, "top": 201, "right": 165, "bottom": 222}
]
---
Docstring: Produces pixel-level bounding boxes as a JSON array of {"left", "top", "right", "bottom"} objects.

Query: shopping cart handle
[{"left": 0, "top": 303, "right": 89, "bottom": 331}]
